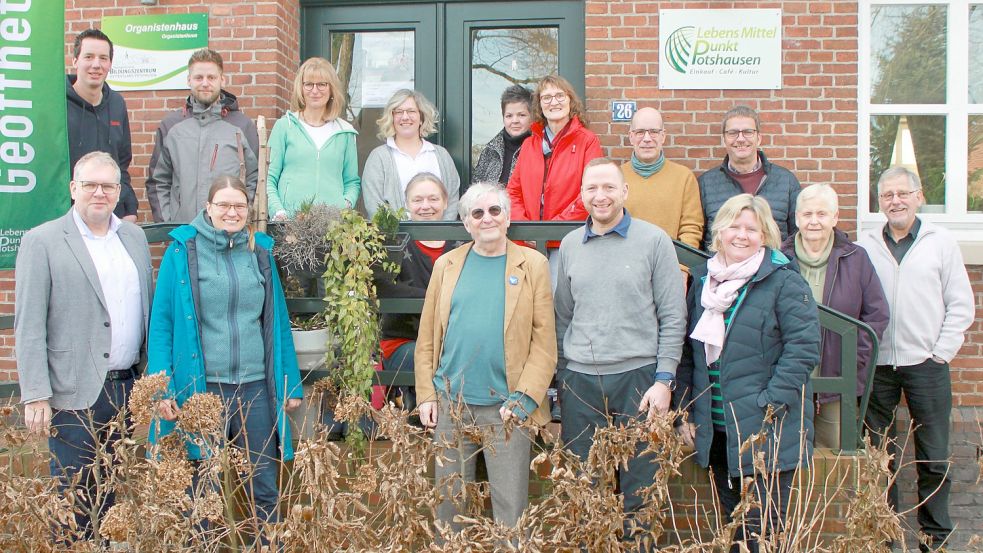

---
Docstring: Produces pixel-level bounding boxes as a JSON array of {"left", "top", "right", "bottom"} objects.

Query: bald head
[{"left": 628, "top": 107, "right": 666, "bottom": 163}]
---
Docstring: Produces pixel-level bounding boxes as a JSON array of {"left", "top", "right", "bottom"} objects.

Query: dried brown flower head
[
  {"left": 177, "top": 392, "right": 224, "bottom": 436},
  {"left": 129, "top": 373, "right": 170, "bottom": 426}
]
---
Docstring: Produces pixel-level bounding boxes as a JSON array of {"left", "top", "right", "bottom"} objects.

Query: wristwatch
[{"left": 654, "top": 372, "right": 676, "bottom": 391}]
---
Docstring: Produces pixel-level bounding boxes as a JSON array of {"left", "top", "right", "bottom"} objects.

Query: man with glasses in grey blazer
[{"left": 15, "top": 151, "right": 153, "bottom": 541}]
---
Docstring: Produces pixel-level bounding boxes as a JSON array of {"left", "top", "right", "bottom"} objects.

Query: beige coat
[{"left": 414, "top": 240, "right": 557, "bottom": 425}]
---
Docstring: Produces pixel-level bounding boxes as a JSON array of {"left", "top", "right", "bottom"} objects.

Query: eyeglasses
[
  {"left": 77, "top": 181, "right": 120, "bottom": 195},
  {"left": 470, "top": 205, "right": 503, "bottom": 219},
  {"left": 878, "top": 189, "right": 920, "bottom": 201},
  {"left": 393, "top": 108, "right": 419, "bottom": 118},
  {"left": 724, "top": 128, "right": 759, "bottom": 139},
  {"left": 630, "top": 128, "right": 664, "bottom": 139},
  {"left": 540, "top": 92, "right": 568, "bottom": 105},
  {"left": 210, "top": 202, "right": 249, "bottom": 213},
  {"left": 303, "top": 82, "right": 330, "bottom": 91}
]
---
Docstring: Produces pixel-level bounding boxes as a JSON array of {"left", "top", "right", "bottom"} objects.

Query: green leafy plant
[
  {"left": 320, "top": 209, "right": 398, "bottom": 452},
  {"left": 370, "top": 202, "right": 407, "bottom": 242}
]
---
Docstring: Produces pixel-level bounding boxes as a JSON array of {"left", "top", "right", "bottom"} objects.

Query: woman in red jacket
[{"left": 507, "top": 75, "right": 602, "bottom": 224}]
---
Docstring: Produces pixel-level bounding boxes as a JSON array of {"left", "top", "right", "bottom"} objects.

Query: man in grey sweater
[{"left": 554, "top": 158, "right": 687, "bottom": 546}]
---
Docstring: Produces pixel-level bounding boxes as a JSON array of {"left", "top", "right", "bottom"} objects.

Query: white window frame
[{"left": 858, "top": 0, "right": 983, "bottom": 261}]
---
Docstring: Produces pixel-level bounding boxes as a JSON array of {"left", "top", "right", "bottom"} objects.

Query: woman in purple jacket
[{"left": 780, "top": 184, "right": 890, "bottom": 449}]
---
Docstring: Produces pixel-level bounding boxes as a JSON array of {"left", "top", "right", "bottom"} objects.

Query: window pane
[
  {"left": 969, "top": 115, "right": 983, "bottom": 213},
  {"left": 870, "top": 5, "right": 946, "bottom": 104},
  {"left": 330, "top": 31, "right": 415, "bottom": 170},
  {"left": 869, "top": 115, "right": 946, "bottom": 212},
  {"left": 470, "top": 28, "right": 558, "bottom": 171},
  {"left": 971, "top": 5, "right": 983, "bottom": 103}
]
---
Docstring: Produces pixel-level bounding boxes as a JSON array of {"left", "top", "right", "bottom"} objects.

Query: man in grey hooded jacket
[{"left": 146, "top": 48, "right": 258, "bottom": 223}]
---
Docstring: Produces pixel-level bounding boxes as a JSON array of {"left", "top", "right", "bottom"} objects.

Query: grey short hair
[
  {"left": 73, "top": 151, "right": 121, "bottom": 184},
  {"left": 721, "top": 105, "right": 761, "bottom": 134},
  {"left": 796, "top": 183, "right": 839, "bottom": 213},
  {"left": 405, "top": 172, "right": 448, "bottom": 201},
  {"left": 459, "top": 182, "right": 510, "bottom": 220},
  {"left": 876, "top": 166, "right": 921, "bottom": 195}
]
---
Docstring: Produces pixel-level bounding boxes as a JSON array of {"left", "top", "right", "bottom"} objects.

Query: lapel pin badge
[{"left": 509, "top": 275, "right": 519, "bottom": 285}]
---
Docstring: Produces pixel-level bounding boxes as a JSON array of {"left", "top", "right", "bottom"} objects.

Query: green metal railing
[{"left": 1, "top": 220, "right": 877, "bottom": 451}]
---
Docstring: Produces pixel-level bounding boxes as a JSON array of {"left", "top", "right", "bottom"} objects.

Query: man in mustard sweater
[{"left": 622, "top": 107, "right": 704, "bottom": 250}]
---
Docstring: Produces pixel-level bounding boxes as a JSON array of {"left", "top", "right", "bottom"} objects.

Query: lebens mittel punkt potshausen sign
[{"left": 659, "top": 9, "right": 782, "bottom": 90}]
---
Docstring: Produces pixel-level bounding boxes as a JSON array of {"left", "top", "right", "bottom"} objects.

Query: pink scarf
[{"left": 691, "top": 249, "right": 766, "bottom": 364}]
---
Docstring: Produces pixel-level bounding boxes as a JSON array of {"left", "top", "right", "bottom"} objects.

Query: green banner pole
[{"left": 0, "top": 0, "right": 70, "bottom": 269}]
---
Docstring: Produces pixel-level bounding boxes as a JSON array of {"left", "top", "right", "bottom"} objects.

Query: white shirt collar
[
  {"left": 72, "top": 208, "right": 122, "bottom": 240},
  {"left": 386, "top": 136, "right": 436, "bottom": 155}
]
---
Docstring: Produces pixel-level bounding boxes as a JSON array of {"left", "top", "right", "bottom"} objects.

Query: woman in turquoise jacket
[
  {"left": 148, "top": 176, "right": 303, "bottom": 528},
  {"left": 267, "top": 57, "right": 360, "bottom": 219}
]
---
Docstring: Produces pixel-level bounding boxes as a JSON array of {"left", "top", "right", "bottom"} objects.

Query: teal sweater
[
  {"left": 190, "top": 212, "right": 266, "bottom": 384},
  {"left": 266, "top": 112, "right": 360, "bottom": 216}
]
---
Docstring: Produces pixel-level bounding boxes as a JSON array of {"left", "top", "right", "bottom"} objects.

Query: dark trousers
[
  {"left": 204, "top": 381, "right": 281, "bottom": 525},
  {"left": 708, "top": 431, "right": 794, "bottom": 553},
  {"left": 864, "top": 360, "right": 952, "bottom": 551},
  {"left": 49, "top": 375, "right": 133, "bottom": 540},
  {"left": 558, "top": 365, "right": 658, "bottom": 546}
]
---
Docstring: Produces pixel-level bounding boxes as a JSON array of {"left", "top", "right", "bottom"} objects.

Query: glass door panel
[
  {"left": 330, "top": 30, "right": 416, "bottom": 168},
  {"left": 469, "top": 27, "right": 559, "bottom": 170},
  {"left": 446, "top": 1, "right": 585, "bottom": 191},
  {"left": 302, "top": 4, "right": 437, "bottom": 172}
]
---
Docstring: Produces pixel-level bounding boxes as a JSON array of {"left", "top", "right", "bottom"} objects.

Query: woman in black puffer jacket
[{"left": 675, "top": 193, "right": 820, "bottom": 553}]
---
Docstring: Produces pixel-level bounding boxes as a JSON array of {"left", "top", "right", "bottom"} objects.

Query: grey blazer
[
  {"left": 361, "top": 142, "right": 461, "bottom": 220},
  {"left": 15, "top": 210, "right": 153, "bottom": 410}
]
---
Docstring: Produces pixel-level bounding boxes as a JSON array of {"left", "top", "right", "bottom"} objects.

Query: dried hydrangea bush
[{"left": 0, "top": 377, "right": 975, "bottom": 552}]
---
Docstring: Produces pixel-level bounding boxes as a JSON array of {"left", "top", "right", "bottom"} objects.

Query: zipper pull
[
  {"left": 229, "top": 237, "right": 234, "bottom": 249},
  {"left": 572, "top": 144, "right": 577, "bottom": 154}
]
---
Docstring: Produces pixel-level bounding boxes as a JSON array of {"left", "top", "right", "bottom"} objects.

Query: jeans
[
  {"left": 708, "top": 431, "right": 794, "bottom": 553},
  {"left": 864, "top": 360, "right": 953, "bottom": 551},
  {"left": 558, "top": 365, "right": 659, "bottom": 546},
  {"left": 49, "top": 375, "right": 133, "bottom": 540},
  {"left": 205, "top": 380, "right": 281, "bottom": 525}
]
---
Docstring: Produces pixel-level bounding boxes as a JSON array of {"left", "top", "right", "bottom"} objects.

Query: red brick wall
[
  {"left": 585, "top": 0, "right": 860, "bottom": 225},
  {"left": 583, "top": 0, "right": 983, "bottom": 410},
  {"left": 0, "top": 1, "right": 301, "bottom": 381}
]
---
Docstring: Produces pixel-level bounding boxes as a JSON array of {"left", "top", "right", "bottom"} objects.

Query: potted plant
[
  {"left": 371, "top": 201, "right": 410, "bottom": 267},
  {"left": 272, "top": 200, "right": 341, "bottom": 278}
]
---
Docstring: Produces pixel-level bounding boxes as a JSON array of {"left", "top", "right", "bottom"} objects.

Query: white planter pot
[{"left": 289, "top": 328, "right": 331, "bottom": 441}]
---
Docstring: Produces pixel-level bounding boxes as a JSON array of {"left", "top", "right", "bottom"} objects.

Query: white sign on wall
[{"left": 659, "top": 9, "right": 782, "bottom": 90}]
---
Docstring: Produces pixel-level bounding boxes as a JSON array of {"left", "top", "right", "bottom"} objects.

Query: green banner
[{"left": 0, "top": 0, "right": 70, "bottom": 269}]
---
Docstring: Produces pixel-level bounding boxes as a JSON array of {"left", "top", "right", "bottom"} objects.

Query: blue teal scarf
[{"left": 631, "top": 152, "right": 665, "bottom": 178}]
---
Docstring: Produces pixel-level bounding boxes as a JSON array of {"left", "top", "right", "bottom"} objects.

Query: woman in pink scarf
[{"left": 674, "top": 194, "right": 820, "bottom": 553}]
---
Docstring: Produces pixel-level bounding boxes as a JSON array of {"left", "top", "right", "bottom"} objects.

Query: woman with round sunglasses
[
  {"left": 415, "top": 182, "right": 556, "bottom": 532},
  {"left": 362, "top": 89, "right": 460, "bottom": 220},
  {"left": 267, "top": 57, "right": 360, "bottom": 219}
]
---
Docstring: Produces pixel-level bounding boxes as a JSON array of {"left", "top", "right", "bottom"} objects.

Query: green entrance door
[{"left": 301, "top": 0, "right": 585, "bottom": 193}]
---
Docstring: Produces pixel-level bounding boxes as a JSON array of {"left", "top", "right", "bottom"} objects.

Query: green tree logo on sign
[{"left": 665, "top": 26, "right": 696, "bottom": 74}]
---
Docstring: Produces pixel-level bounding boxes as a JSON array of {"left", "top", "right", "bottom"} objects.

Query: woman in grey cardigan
[{"left": 362, "top": 89, "right": 459, "bottom": 220}]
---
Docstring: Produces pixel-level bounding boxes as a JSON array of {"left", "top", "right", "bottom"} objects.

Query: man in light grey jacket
[
  {"left": 859, "top": 166, "right": 975, "bottom": 552},
  {"left": 146, "top": 48, "right": 258, "bottom": 222},
  {"left": 554, "top": 158, "right": 687, "bottom": 548},
  {"left": 15, "top": 152, "right": 153, "bottom": 539}
]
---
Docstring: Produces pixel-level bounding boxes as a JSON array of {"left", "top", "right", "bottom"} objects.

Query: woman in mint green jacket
[{"left": 267, "top": 57, "right": 360, "bottom": 220}]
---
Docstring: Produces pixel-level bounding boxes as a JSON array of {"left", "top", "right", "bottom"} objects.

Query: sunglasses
[{"left": 470, "top": 205, "right": 503, "bottom": 219}]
